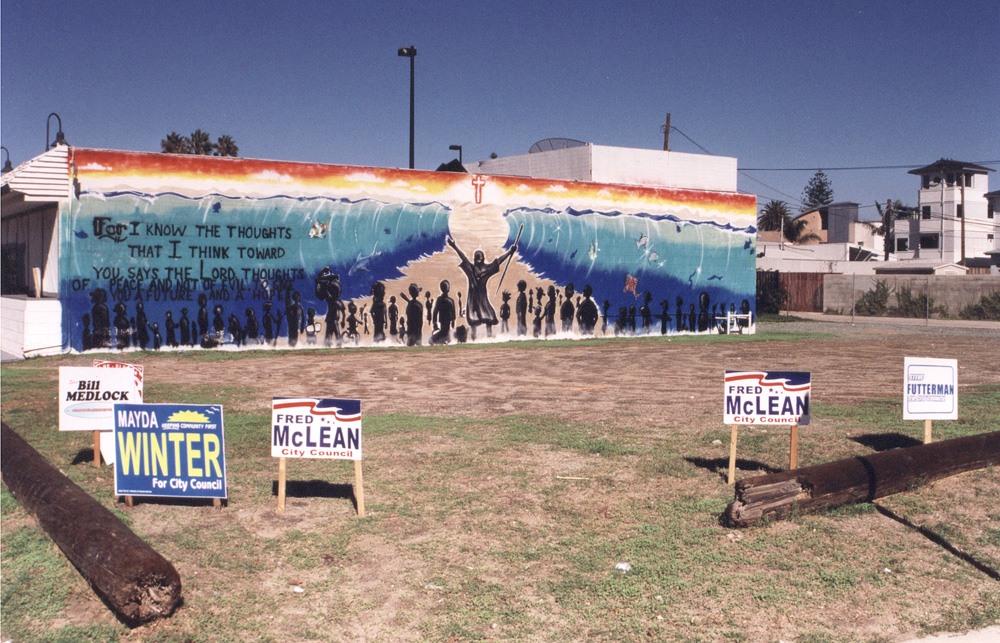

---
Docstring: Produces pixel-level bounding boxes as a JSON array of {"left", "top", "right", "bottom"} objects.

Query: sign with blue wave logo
[
  {"left": 724, "top": 371, "right": 811, "bottom": 426},
  {"left": 271, "top": 397, "right": 362, "bottom": 460}
]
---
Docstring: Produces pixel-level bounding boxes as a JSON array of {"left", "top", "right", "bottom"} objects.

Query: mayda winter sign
[
  {"left": 724, "top": 371, "right": 811, "bottom": 425},
  {"left": 271, "top": 398, "right": 362, "bottom": 459},
  {"left": 114, "top": 404, "right": 227, "bottom": 498}
]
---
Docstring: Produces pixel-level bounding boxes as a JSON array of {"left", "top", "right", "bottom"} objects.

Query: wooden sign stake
[
  {"left": 354, "top": 460, "right": 366, "bottom": 517},
  {"left": 93, "top": 430, "right": 102, "bottom": 468},
  {"left": 277, "top": 457, "right": 287, "bottom": 515},
  {"left": 924, "top": 419, "right": 933, "bottom": 444},
  {"left": 789, "top": 424, "right": 799, "bottom": 470},
  {"left": 124, "top": 495, "right": 133, "bottom": 508},
  {"left": 213, "top": 497, "right": 222, "bottom": 510},
  {"left": 727, "top": 424, "right": 740, "bottom": 485}
]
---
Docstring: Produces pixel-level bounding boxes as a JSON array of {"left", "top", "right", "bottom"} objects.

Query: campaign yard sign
[
  {"left": 93, "top": 361, "right": 145, "bottom": 465},
  {"left": 272, "top": 398, "right": 362, "bottom": 460},
  {"left": 59, "top": 366, "right": 142, "bottom": 431},
  {"left": 904, "top": 357, "right": 958, "bottom": 420},
  {"left": 114, "top": 404, "right": 227, "bottom": 498},
  {"left": 724, "top": 371, "right": 811, "bottom": 426}
]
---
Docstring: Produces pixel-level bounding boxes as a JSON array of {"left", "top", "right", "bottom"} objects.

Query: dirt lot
[
  {"left": 136, "top": 321, "right": 1000, "bottom": 424},
  {"left": 2, "top": 320, "right": 999, "bottom": 643}
]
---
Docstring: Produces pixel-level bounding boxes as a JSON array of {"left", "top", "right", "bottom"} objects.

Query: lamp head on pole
[
  {"left": 397, "top": 46, "right": 416, "bottom": 58},
  {"left": 1, "top": 146, "right": 13, "bottom": 174},
  {"left": 46, "top": 112, "right": 68, "bottom": 151},
  {"left": 449, "top": 144, "right": 462, "bottom": 164}
]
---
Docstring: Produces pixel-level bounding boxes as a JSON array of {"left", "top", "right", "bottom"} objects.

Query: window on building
[
  {"left": 1, "top": 243, "right": 28, "bottom": 295},
  {"left": 989, "top": 202, "right": 995, "bottom": 219},
  {"left": 922, "top": 206, "right": 931, "bottom": 219},
  {"left": 965, "top": 173, "right": 973, "bottom": 187},
  {"left": 988, "top": 234, "right": 995, "bottom": 242},
  {"left": 957, "top": 204, "right": 964, "bottom": 219},
  {"left": 922, "top": 175, "right": 930, "bottom": 189},
  {"left": 946, "top": 172, "right": 955, "bottom": 186},
  {"left": 819, "top": 208, "right": 829, "bottom": 231},
  {"left": 896, "top": 238, "right": 909, "bottom": 252},
  {"left": 919, "top": 234, "right": 939, "bottom": 249}
]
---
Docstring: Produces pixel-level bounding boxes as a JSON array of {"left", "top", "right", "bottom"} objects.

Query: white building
[
  {"left": 897, "top": 159, "right": 996, "bottom": 265},
  {"left": 467, "top": 139, "right": 738, "bottom": 193}
]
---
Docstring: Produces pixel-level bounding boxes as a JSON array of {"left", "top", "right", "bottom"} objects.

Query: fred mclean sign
[
  {"left": 724, "top": 371, "right": 811, "bottom": 425},
  {"left": 272, "top": 398, "right": 362, "bottom": 460},
  {"left": 114, "top": 404, "right": 227, "bottom": 498}
]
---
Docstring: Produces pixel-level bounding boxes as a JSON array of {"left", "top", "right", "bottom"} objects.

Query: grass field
[{"left": 2, "top": 324, "right": 999, "bottom": 642}]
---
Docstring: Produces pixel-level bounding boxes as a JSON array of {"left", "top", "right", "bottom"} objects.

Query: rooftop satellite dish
[{"left": 528, "top": 138, "right": 586, "bottom": 154}]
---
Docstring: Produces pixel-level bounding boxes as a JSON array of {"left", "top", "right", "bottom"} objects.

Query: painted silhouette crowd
[{"left": 79, "top": 238, "right": 752, "bottom": 352}]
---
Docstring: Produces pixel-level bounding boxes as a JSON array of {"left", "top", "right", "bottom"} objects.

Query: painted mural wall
[{"left": 60, "top": 149, "right": 757, "bottom": 353}]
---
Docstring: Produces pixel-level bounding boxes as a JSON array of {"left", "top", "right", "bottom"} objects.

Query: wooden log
[
  {"left": 0, "top": 422, "right": 181, "bottom": 624},
  {"left": 725, "top": 431, "right": 1000, "bottom": 528}
]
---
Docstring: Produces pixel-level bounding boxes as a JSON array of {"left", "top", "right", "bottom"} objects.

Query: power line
[{"left": 739, "top": 161, "right": 1000, "bottom": 171}]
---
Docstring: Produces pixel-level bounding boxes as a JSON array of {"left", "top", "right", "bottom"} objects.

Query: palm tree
[
  {"left": 783, "top": 217, "right": 822, "bottom": 244},
  {"left": 758, "top": 200, "right": 790, "bottom": 232},
  {"left": 214, "top": 135, "right": 239, "bottom": 157},
  {"left": 161, "top": 132, "right": 192, "bottom": 154},
  {"left": 189, "top": 129, "right": 215, "bottom": 155}
]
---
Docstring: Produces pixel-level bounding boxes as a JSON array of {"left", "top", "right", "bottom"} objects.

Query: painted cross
[{"left": 472, "top": 175, "right": 487, "bottom": 204}]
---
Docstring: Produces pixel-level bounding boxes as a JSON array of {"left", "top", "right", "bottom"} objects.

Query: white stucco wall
[{"left": 470, "top": 144, "right": 738, "bottom": 192}]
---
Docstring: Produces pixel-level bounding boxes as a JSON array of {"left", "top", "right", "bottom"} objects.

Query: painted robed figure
[{"left": 446, "top": 236, "right": 517, "bottom": 339}]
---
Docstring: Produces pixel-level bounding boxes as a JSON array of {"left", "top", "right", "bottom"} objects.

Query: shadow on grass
[
  {"left": 118, "top": 496, "right": 224, "bottom": 508},
  {"left": 271, "top": 480, "right": 358, "bottom": 512},
  {"left": 851, "top": 432, "right": 922, "bottom": 452},
  {"left": 875, "top": 504, "right": 1000, "bottom": 581},
  {"left": 71, "top": 447, "right": 96, "bottom": 465},
  {"left": 685, "top": 456, "right": 782, "bottom": 482}
]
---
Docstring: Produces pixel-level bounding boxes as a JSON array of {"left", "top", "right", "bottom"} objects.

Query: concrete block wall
[{"left": 823, "top": 274, "right": 1000, "bottom": 317}]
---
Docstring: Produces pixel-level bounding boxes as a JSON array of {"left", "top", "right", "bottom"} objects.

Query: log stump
[
  {"left": 0, "top": 422, "right": 182, "bottom": 624},
  {"left": 725, "top": 431, "right": 1000, "bottom": 528}
]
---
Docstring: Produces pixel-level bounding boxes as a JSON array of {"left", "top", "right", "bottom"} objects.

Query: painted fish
[
  {"left": 308, "top": 219, "right": 330, "bottom": 239},
  {"left": 636, "top": 233, "right": 648, "bottom": 248},
  {"left": 348, "top": 244, "right": 382, "bottom": 276},
  {"left": 647, "top": 251, "right": 659, "bottom": 263},
  {"left": 75, "top": 230, "right": 89, "bottom": 239},
  {"left": 588, "top": 240, "right": 599, "bottom": 261},
  {"left": 623, "top": 274, "right": 639, "bottom": 297}
]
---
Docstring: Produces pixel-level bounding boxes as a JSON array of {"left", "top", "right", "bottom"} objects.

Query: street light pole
[
  {"left": 449, "top": 144, "right": 462, "bottom": 165},
  {"left": 398, "top": 46, "right": 417, "bottom": 169}
]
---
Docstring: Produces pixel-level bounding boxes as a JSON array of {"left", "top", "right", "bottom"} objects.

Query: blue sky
[{"left": 3, "top": 0, "right": 997, "bottom": 215}]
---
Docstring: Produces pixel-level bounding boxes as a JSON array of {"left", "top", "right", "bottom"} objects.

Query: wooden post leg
[
  {"left": 789, "top": 425, "right": 799, "bottom": 470},
  {"left": 124, "top": 495, "right": 133, "bottom": 508},
  {"left": 277, "top": 457, "right": 287, "bottom": 515},
  {"left": 728, "top": 425, "right": 739, "bottom": 485},
  {"left": 93, "top": 431, "right": 102, "bottom": 468},
  {"left": 354, "top": 459, "right": 366, "bottom": 517},
  {"left": 213, "top": 497, "right": 222, "bottom": 510},
  {"left": 924, "top": 419, "right": 933, "bottom": 445}
]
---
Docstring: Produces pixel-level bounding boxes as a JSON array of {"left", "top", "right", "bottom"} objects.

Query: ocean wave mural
[{"left": 59, "top": 149, "right": 757, "bottom": 352}]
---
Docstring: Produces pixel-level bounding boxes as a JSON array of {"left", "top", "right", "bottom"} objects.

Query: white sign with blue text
[
  {"left": 724, "top": 371, "right": 811, "bottom": 426},
  {"left": 903, "top": 357, "right": 958, "bottom": 420},
  {"left": 271, "top": 398, "right": 362, "bottom": 460},
  {"left": 59, "top": 366, "right": 142, "bottom": 432}
]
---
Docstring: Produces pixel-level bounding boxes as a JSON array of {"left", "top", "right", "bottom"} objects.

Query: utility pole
[
  {"left": 960, "top": 178, "right": 966, "bottom": 266},
  {"left": 661, "top": 113, "right": 671, "bottom": 151}
]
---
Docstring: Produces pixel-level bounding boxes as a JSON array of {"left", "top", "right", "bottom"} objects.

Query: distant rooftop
[{"left": 907, "top": 159, "right": 994, "bottom": 176}]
